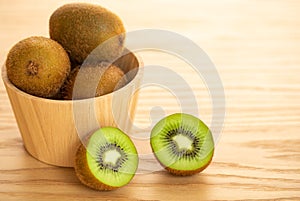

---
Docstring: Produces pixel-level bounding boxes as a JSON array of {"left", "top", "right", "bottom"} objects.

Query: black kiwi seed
[{"left": 96, "top": 142, "right": 128, "bottom": 172}]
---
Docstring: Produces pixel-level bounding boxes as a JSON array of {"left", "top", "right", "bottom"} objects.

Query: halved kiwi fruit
[
  {"left": 74, "top": 127, "right": 138, "bottom": 190},
  {"left": 150, "top": 113, "right": 214, "bottom": 176}
]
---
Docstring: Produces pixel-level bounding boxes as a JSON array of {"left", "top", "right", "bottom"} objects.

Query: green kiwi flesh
[
  {"left": 150, "top": 113, "right": 214, "bottom": 176},
  {"left": 49, "top": 3, "right": 125, "bottom": 64},
  {"left": 6, "top": 36, "right": 71, "bottom": 98},
  {"left": 74, "top": 127, "right": 138, "bottom": 190}
]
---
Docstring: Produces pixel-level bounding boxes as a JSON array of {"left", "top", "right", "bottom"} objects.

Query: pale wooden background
[{"left": 0, "top": 0, "right": 300, "bottom": 200}]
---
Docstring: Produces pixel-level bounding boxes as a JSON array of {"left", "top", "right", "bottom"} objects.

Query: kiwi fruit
[
  {"left": 92, "top": 63, "right": 128, "bottom": 96},
  {"left": 49, "top": 3, "right": 126, "bottom": 64},
  {"left": 6, "top": 36, "right": 71, "bottom": 98},
  {"left": 59, "top": 66, "right": 80, "bottom": 100},
  {"left": 61, "top": 62, "right": 127, "bottom": 100},
  {"left": 150, "top": 113, "right": 214, "bottom": 176},
  {"left": 74, "top": 127, "right": 138, "bottom": 190}
]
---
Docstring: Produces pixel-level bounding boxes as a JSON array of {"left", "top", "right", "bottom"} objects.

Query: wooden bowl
[{"left": 1, "top": 51, "right": 143, "bottom": 167}]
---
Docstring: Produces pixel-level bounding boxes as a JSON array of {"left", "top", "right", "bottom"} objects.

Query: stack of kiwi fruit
[
  {"left": 5, "top": 3, "right": 215, "bottom": 191},
  {"left": 6, "top": 3, "right": 127, "bottom": 100}
]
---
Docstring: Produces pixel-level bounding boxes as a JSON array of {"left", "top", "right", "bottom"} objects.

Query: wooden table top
[{"left": 0, "top": 0, "right": 299, "bottom": 200}]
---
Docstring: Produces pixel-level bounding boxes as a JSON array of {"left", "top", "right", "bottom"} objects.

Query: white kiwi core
[
  {"left": 172, "top": 134, "right": 193, "bottom": 151},
  {"left": 103, "top": 149, "right": 122, "bottom": 166}
]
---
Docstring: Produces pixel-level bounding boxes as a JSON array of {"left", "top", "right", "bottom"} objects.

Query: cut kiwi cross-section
[
  {"left": 75, "top": 127, "right": 138, "bottom": 190},
  {"left": 150, "top": 113, "right": 214, "bottom": 176}
]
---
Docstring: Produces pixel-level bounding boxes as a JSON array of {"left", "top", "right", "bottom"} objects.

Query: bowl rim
[{"left": 1, "top": 52, "right": 143, "bottom": 104}]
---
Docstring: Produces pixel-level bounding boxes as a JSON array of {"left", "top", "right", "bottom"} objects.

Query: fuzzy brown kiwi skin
[
  {"left": 74, "top": 142, "right": 118, "bottom": 191},
  {"left": 49, "top": 3, "right": 125, "bottom": 64},
  {"left": 6, "top": 36, "right": 71, "bottom": 98},
  {"left": 152, "top": 147, "right": 214, "bottom": 176},
  {"left": 94, "top": 63, "right": 128, "bottom": 96},
  {"left": 59, "top": 66, "right": 80, "bottom": 100},
  {"left": 60, "top": 63, "right": 127, "bottom": 100}
]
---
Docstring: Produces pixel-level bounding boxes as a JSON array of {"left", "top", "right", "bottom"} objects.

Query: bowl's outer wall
[{"left": 1, "top": 52, "right": 143, "bottom": 167}]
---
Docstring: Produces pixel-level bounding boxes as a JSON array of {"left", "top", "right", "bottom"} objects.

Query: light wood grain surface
[{"left": 1, "top": 0, "right": 300, "bottom": 200}]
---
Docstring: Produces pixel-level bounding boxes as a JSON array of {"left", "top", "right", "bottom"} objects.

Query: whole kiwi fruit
[
  {"left": 60, "top": 62, "right": 127, "bottom": 100},
  {"left": 150, "top": 113, "right": 214, "bottom": 176},
  {"left": 6, "top": 36, "right": 71, "bottom": 98},
  {"left": 74, "top": 127, "right": 138, "bottom": 190},
  {"left": 49, "top": 3, "right": 126, "bottom": 64},
  {"left": 59, "top": 65, "right": 80, "bottom": 100}
]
